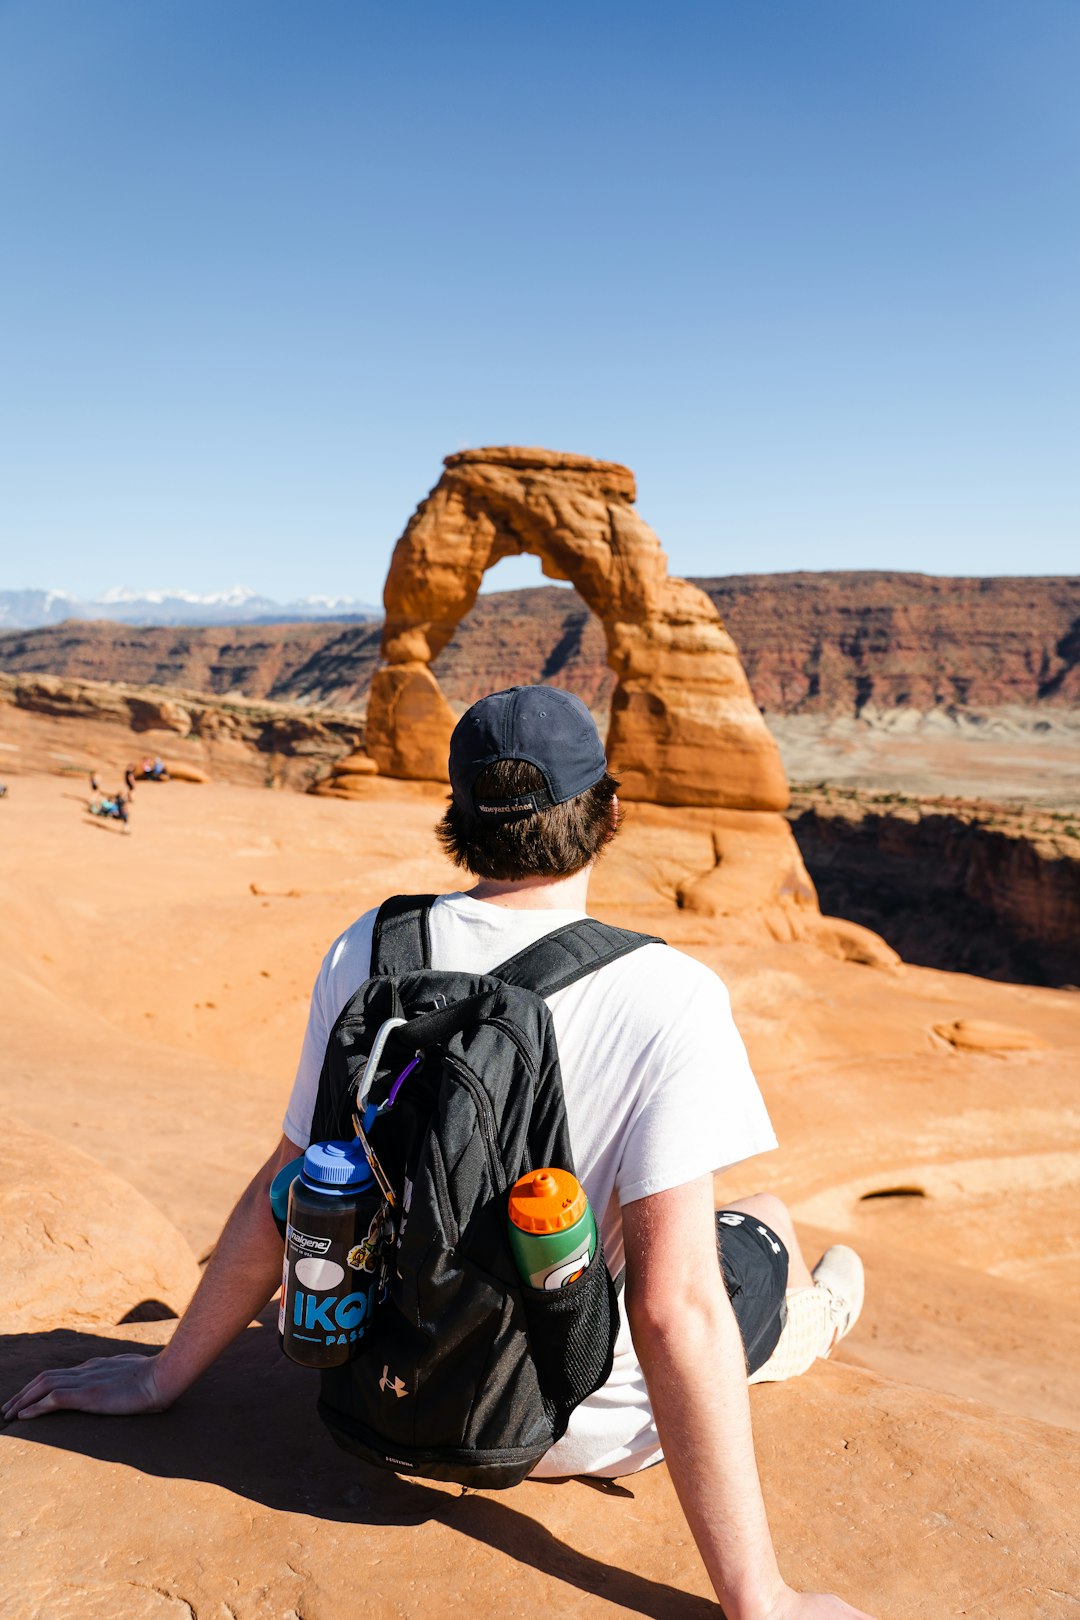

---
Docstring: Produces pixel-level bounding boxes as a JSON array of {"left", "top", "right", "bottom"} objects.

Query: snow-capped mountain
[
  {"left": 97, "top": 584, "right": 262, "bottom": 608},
  {"left": 0, "top": 587, "right": 381, "bottom": 630}
]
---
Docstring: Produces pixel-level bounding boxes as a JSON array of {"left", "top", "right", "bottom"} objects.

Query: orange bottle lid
[{"left": 508, "top": 1167, "right": 587, "bottom": 1233}]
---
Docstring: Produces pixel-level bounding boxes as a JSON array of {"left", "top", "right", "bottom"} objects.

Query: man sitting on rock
[{"left": 5, "top": 685, "right": 872, "bottom": 1620}]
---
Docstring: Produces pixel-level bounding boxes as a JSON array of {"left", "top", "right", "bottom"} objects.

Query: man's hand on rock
[
  {"left": 758, "top": 1588, "right": 879, "bottom": 1620},
  {"left": 3, "top": 1353, "right": 169, "bottom": 1421},
  {"left": 4, "top": 1137, "right": 298, "bottom": 1432}
]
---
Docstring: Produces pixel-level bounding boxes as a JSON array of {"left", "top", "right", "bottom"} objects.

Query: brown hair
[{"left": 436, "top": 758, "right": 621, "bottom": 881}]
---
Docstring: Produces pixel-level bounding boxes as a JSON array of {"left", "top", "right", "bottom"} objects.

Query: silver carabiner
[{"left": 355, "top": 1016, "right": 407, "bottom": 1114}]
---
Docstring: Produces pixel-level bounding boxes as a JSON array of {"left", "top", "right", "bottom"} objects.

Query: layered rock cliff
[
  {"left": 0, "top": 618, "right": 385, "bottom": 705},
  {"left": 3, "top": 571, "right": 1077, "bottom": 721},
  {"left": 0, "top": 672, "right": 364, "bottom": 790},
  {"left": 703, "top": 571, "right": 1080, "bottom": 715},
  {"left": 789, "top": 788, "right": 1080, "bottom": 987}
]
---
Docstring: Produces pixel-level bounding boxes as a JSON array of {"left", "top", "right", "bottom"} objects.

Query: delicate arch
[{"left": 364, "top": 447, "right": 789, "bottom": 811}]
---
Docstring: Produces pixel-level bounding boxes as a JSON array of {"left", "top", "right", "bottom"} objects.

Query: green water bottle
[{"left": 507, "top": 1167, "right": 597, "bottom": 1289}]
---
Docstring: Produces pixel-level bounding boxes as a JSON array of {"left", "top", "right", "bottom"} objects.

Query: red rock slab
[
  {"left": 0, "top": 1121, "right": 201, "bottom": 1334},
  {"left": 1, "top": 1320, "right": 1076, "bottom": 1620},
  {"left": 931, "top": 1018, "right": 1047, "bottom": 1052}
]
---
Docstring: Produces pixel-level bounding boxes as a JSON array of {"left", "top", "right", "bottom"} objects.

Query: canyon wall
[
  {"left": 0, "top": 598, "right": 597, "bottom": 713},
  {"left": 0, "top": 619, "right": 385, "bottom": 706},
  {"left": 2, "top": 573, "right": 1076, "bottom": 721},
  {"left": 703, "top": 572, "right": 1080, "bottom": 715},
  {"left": 789, "top": 790, "right": 1080, "bottom": 987}
]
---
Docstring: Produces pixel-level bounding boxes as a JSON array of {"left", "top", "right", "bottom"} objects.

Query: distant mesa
[
  {"left": 3, "top": 571, "right": 1078, "bottom": 726},
  {"left": 337, "top": 446, "right": 790, "bottom": 814}
]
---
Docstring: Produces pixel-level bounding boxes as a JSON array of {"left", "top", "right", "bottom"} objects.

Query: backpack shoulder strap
[
  {"left": 492, "top": 918, "right": 664, "bottom": 1000},
  {"left": 370, "top": 893, "right": 437, "bottom": 976}
]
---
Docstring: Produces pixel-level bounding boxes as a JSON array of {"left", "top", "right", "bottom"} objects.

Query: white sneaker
[{"left": 811, "top": 1245, "right": 865, "bottom": 1353}]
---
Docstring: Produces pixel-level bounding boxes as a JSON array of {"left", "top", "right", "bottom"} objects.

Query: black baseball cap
[{"left": 448, "top": 685, "right": 608, "bottom": 820}]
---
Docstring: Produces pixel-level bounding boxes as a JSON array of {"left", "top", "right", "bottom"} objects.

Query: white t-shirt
[{"left": 283, "top": 891, "right": 777, "bottom": 1478}]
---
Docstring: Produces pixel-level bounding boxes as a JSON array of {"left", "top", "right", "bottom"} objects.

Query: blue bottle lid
[
  {"left": 269, "top": 1154, "right": 305, "bottom": 1225},
  {"left": 300, "top": 1139, "right": 374, "bottom": 1194}
]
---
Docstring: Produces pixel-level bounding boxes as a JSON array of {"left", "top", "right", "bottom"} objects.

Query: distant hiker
[
  {"left": 87, "top": 793, "right": 129, "bottom": 828},
  {"left": 89, "top": 772, "right": 100, "bottom": 794},
  {"left": 124, "top": 765, "right": 136, "bottom": 795},
  {"left": 5, "top": 686, "right": 874, "bottom": 1620}
]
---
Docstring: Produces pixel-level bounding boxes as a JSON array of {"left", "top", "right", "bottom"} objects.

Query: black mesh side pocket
[{"left": 520, "top": 1242, "right": 619, "bottom": 1441}]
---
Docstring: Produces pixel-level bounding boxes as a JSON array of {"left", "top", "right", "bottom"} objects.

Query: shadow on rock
[{"left": 1, "top": 1318, "right": 713, "bottom": 1620}]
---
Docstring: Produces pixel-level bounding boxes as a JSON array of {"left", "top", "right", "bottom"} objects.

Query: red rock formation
[
  {"left": 2, "top": 773, "right": 1080, "bottom": 1616},
  {"left": 2, "top": 1120, "right": 200, "bottom": 1331},
  {"left": 4, "top": 572, "right": 1077, "bottom": 723},
  {"left": 702, "top": 571, "right": 1080, "bottom": 715},
  {"left": 788, "top": 788, "right": 1080, "bottom": 986},
  {"left": 363, "top": 447, "right": 789, "bottom": 811},
  {"left": 0, "top": 672, "right": 364, "bottom": 791},
  {"left": 0, "top": 618, "right": 381, "bottom": 702}
]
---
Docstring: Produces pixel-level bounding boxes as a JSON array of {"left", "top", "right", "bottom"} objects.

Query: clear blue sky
[{"left": 1, "top": 0, "right": 1077, "bottom": 603}]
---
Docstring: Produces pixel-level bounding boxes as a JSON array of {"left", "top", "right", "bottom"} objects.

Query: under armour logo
[{"left": 379, "top": 1365, "right": 408, "bottom": 1399}]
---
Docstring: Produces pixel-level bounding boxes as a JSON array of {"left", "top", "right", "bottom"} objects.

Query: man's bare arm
[
  {"left": 3, "top": 1134, "right": 299, "bottom": 1421},
  {"left": 623, "top": 1175, "right": 877, "bottom": 1620}
]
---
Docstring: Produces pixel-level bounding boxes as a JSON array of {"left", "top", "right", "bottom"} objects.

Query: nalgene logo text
[{"left": 286, "top": 1226, "right": 332, "bottom": 1256}]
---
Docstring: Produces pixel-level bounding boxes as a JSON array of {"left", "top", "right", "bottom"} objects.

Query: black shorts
[{"left": 715, "top": 1210, "right": 789, "bottom": 1374}]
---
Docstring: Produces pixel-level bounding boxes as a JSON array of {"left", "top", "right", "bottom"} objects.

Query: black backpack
[{"left": 308, "top": 893, "right": 661, "bottom": 1489}]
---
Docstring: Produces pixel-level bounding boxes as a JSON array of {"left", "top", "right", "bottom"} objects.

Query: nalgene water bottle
[
  {"left": 507, "top": 1167, "right": 597, "bottom": 1289},
  {"left": 278, "top": 1140, "right": 386, "bottom": 1367}
]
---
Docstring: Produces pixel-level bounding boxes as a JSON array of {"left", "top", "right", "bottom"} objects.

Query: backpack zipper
[
  {"left": 443, "top": 1052, "right": 505, "bottom": 1184},
  {"left": 483, "top": 1016, "right": 539, "bottom": 1081}
]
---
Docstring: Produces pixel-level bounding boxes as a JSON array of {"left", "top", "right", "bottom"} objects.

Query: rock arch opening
[
  {"left": 363, "top": 446, "right": 790, "bottom": 811},
  {"left": 424, "top": 573, "right": 612, "bottom": 726}
]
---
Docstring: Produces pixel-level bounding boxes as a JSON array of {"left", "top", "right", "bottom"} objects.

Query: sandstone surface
[
  {"left": 1, "top": 1120, "right": 201, "bottom": 1332},
  {"left": 6, "top": 664, "right": 1077, "bottom": 987},
  {"left": 164, "top": 761, "right": 210, "bottom": 784},
  {"left": 2, "top": 774, "right": 1079, "bottom": 1616},
  {"left": 362, "top": 448, "right": 789, "bottom": 811},
  {"left": 1, "top": 774, "right": 1079, "bottom": 1617},
  {"left": 931, "top": 1017, "right": 1046, "bottom": 1052},
  {"left": 2, "top": 1321, "right": 1075, "bottom": 1620},
  {"left": 362, "top": 659, "right": 458, "bottom": 780}
]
